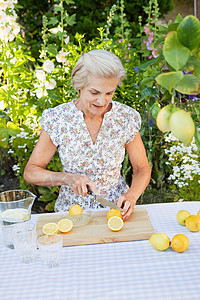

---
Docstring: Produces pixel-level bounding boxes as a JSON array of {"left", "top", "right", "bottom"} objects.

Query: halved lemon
[
  {"left": 69, "top": 204, "right": 83, "bottom": 216},
  {"left": 58, "top": 219, "right": 73, "bottom": 233},
  {"left": 42, "top": 222, "right": 59, "bottom": 235},
  {"left": 108, "top": 216, "right": 123, "bottom": 232}
]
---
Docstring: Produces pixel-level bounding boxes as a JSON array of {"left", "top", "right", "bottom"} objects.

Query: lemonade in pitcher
[{"left": 0, "top": 190, "right": 36, "bottom": 248}]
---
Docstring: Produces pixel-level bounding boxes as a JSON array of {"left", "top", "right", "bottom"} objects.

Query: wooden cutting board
[{"left": 36, "top": 207, "right": 154, "bottom": 247}]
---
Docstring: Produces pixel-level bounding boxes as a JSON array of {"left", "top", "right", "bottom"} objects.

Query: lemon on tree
[
  {"left": 58, "top": 219, "right": 73, "bottom": 233},
  {"left": 42, "top": 222, "right": 59, "bottom": 235},
  {"left": 185, "top": 215, "right": 200, "bottom": 232},
  {"left": 107, "top": 208, "right": 122, "bottom": 221},
  {"left": 169, "top": 109, "right": 195, "bottom": 146},
  {"left": 171, "top": 234, "right": 189, "bottom": 253},
  {"left": 108, "top": 216, "right": 123, "bottom": 232},
  {"left": 177, "top": 210, "right": 190, "bottom": 226},
  {"left": 156, "top": 104, "right": 173, "bottom": 132},
  {"left": 69, "top": 204, "right": 83, "bottom": 216},
  {"left": 149, "top": 233, "right": 170, "bottom": 251}
]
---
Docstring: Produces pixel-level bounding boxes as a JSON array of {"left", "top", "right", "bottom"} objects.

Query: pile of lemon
[
  {"left": 149, "top": 209, "right": 200, "bottom": 253},
  {"left": 42, "top": 204, "right": 83, "bottom": 235}
]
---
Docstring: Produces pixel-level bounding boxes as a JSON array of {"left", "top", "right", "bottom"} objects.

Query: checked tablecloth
[{"left": 0, "top": 202, "right": 200, "bottom": 300}]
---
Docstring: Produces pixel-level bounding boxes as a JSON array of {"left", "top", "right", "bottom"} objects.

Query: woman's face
[{"left": 78, "top": 75, "right": 119, "bottom": 118}]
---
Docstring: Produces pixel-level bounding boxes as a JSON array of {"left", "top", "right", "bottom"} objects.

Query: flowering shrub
[{"left": 165, "top": 133, "right": 200, "bottom": 201}]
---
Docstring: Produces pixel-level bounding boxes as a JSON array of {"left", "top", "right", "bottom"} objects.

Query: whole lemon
[
  {"left": 197, "top": 210, "right": 200, "bottom": 217},
  {"left": 149, "top": 233, "right": 170, "bottom": 251},
  {"left": 107, "top": 208, "right": 122, "bottom": 221},
  {"left": 185, "top": 215, "right": 200, "bottom": 232},
  {"left": 69, "top": 204, "right": 83, "bottom": 216},
  {"left": 177, "top": 210, "right": 190, "bottom": 226},
  {"left": 171, "top": 234, "right": 189, "bottom": 253}
]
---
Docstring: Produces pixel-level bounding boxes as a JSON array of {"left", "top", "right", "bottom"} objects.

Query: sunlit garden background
[{"left": 0, "top": 0, "right": 199, "bottom": 213}]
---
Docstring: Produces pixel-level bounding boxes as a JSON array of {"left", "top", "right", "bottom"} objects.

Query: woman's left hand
[{"left": 116, "top": 195, "right": 135, "bottom": 221}]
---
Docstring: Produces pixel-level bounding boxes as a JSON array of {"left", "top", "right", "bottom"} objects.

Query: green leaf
[
  {"left": 163, "top": 32, "right": 190, "bottom": 70},
  {"left": 47, "top": 44, "right": 58, "bottom": 56},
  {"left": 183, "top": 56, "right": 200, "bottom": 78},
  {"left": 140, "top": 77, "right": 155, "bottom": 88},
  {"left": 141, "top": 87, "right": 158, "bottom": 100},
  {"left": 155, "top": 71, "right": 184, "bottom": 93},
  {"left": 174, "top": 74, "right": 200, "bottom": 94},
  {"left": 177, "top": 15, "right": 200, "bottom": 51},
  {"left": 139, "top": 56, "right": 161, "bottom": 71},
  {"left": 65, "top": 14, "right": 76, "bottom": 26},
  {"left": 194, "top": 126, "right": 200, "bottom": 150},
  {"left": 150, "top": 103, "right": 161, "bottom": 119},
  {"left": 54, "top": 4, "right": 62, "bottom": 12},
  {"left": 48, "top": 17, "right": 58, "bottom": 26}
]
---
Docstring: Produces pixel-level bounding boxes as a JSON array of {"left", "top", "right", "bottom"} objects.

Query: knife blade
[{"left": 87, "top": 189, "right": 123, "bottom": 211}]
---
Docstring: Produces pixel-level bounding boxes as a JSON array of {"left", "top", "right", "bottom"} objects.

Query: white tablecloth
[{"left": 0, "top": 202, "right": 200, "bottom": 300}]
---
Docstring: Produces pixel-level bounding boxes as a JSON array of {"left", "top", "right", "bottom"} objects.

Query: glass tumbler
[
  {"left": 37, "top": 234, "right": 63, "bottom": 268},
  {"left": 13, "top": 222, "right": 37, "bottom": 264}
]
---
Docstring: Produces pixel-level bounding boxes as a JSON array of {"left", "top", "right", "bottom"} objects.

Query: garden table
[{"left": 0, "top": 201, "right": 200, "bottom": 300}]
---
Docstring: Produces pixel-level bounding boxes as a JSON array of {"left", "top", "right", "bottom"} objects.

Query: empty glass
[
  {"left": 37, "top": 234, "right": 63, "bottom": 268},
  {"left": 13, "top": 222, "right": 37, "bottom": 264}
]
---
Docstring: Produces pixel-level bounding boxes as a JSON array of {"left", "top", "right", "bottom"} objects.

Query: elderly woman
[{"left": 24, "top": 49, "right": 151, "bottom": 220}]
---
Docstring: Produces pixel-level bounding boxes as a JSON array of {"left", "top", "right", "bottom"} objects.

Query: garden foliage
[{"left": 0, "top": 0, "right": 199, "bottom": 211}]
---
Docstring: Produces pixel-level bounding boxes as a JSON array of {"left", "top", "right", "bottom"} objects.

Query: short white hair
[{"left": 71, "top": 49, "right": 126, "bottom": 90}]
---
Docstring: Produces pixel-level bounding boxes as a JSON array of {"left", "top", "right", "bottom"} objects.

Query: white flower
[
  {"left": 36, "top": 88, "right": 47, "bottom": 98},
  {"left": 0, "top": 11, "right": 6, "bottom": 23},
  {"left": 65, "top": 66, "right": 69, "bottom": 73},
  {"left": 49, "top": 25, "right": 62, "bottom": 34},
  {"left": 0, "top": 100, "right": 5, "bottom": 110},
  {"left": 11, "top": 23, "right": 20, "bottom": 35},
  {"left": 0, "top": 24, "right": 10, "bottom": 39},
  {"left": 10, "top": 57, "right": 17, "bottom": 64},
  {"left": 45, "top": 78, "right": 56, "bottom": 90},
  {"left": 12, "top": 164, "right": 20, "bottom": 171},
  {"left": 43, "top": 60, "right": 54, "bottom": 73},
  {"left": 35, "top": 69, "right": 46, "bottom": 81},
  {"left": 0, "top": 1, "right": 8, "bottom": 10},
  {"left": 64, "top": 36, "right": 70, "bottom": 44},
  {"left": 56, "top": 51, "right": 68, "bottom": 63},
  {"left": 6, "top": 1, "right": 15, "bottom": 10}
]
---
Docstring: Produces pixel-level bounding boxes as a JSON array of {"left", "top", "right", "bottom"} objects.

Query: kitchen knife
[{"left": 87, "top": 188, "right": 123, "bottom": 211}]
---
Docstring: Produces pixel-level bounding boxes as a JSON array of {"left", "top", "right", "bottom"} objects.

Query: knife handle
[{"left": 87, "top": 188, "right": 94, "bottom": 196}]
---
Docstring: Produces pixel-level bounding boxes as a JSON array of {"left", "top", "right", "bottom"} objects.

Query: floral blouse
[{"left": 40, "top": 99, "right": 141, "bottom": 212}]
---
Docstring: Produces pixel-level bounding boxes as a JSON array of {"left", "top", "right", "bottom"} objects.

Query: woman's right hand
[{"left": 64, "top": 173, "right": 98, "bottom": 197}]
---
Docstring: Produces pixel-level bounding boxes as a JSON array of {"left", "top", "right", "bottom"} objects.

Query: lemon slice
[
  {"left": 58, "top": 219, "right": 73, "bottom": 233},
  {"left": 69, "top": 204, "right": 83, "bottom": 216},
  {"left": 42, "top": 222, "right": 59, "bottom": 235},
  {"left": 2, "top": 209, "right": 24, "bottom": 222},
  {"left": 107, "top": 216, "right": 123, "bottom": 232}
]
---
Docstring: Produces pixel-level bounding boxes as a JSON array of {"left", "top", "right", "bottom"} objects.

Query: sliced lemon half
[
  {"left": 58, "top": 218, "right": 73, "bottom": 233},
  {"left": 42, "top": 222, "right": 59, "bottom": 235},
  {"left": 108, "top": 216, "right": 123, "bottom": 232}
]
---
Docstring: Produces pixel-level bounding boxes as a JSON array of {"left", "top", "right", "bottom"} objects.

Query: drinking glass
[
  {"left": 13, "top": 222, "right": 37, "bottom": 264},
  {"left": 37, "top": 234, "right": 63, "bottom": 268}
]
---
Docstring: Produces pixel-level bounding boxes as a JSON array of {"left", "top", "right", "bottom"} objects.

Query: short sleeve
[
  {"left": 125, "top": 108, "right": 141, "bottom": 144},
  {"left": 40, "top": 106, "right": 62, "bottom": 147}
]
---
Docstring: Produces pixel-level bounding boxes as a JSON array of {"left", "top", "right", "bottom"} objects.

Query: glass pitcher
[{"left": 0, "top": 190, "right": 36, "bottom": 248}]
